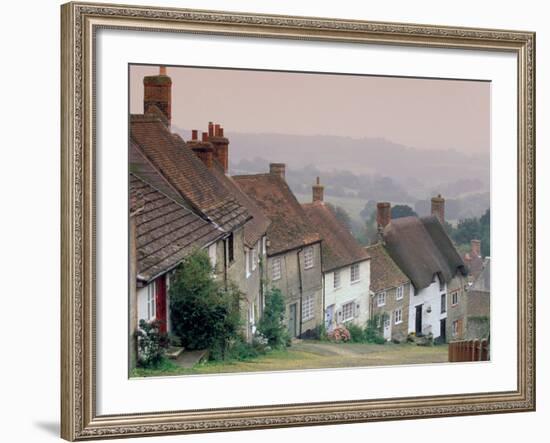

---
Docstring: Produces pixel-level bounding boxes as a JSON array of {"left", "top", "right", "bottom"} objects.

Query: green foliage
[
  {"left": 326, "top": 202, "right": 352, "bottom": 231},
  {"left": 448, "top": 209, "right": 490, "bottom": 257},
  {"left": 364, "top": 314, "right": 387, "bottom": 344},
  {"left": 391, "top": 204, "right": 417, "bottom": 219},
  {"left": 257, "top": 288, "right": 289, "bottom": 349},
  {"left": 346, "top": 323, "right": 365, "bottom": 343},
  {"left": 169, "top": 249, "right": 242, "bottom": 359},
  {"left": 135, "top": 319, "right": 169, "bottom": 368}
]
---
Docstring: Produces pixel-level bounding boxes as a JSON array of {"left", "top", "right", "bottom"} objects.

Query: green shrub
[
  {"left": 364, "top": 314, "right": 387, "bottom": 344},
  {"left": 135, "top": 319, "right": 169, "bottom": 368},
  {"left": 169, "top": 250, "right": 242, "bottom": 360},
  {"left": 257, "top": 288, "right": 289, "bottom": 349},
  {"left": 347, "top": 323, "right": 365, "bottom": 343}
]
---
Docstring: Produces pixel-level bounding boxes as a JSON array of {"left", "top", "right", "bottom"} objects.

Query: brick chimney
[
  {"left": 431, "top": 194, "right": 445, "bottom": 224},
  {"left": 312, "top": 177, "right": 324, "bottom": 203},
  {"left": 188, "top": 131, "right": 214, "bottom": 169},
  {"left": 270, "top": 163, "right": 286, "bottom": 180},
  {"left": 471, "top": 239, "right": 481, "bottom": 258},
  {"left": 209, "top": 123, "right": 229, "bottom": 173},
  {"left": 376, "top": 202, "right": 391, "bottom": 229},
  {"left": 143, "top": 66, "right": 172, "bottom": 125}
]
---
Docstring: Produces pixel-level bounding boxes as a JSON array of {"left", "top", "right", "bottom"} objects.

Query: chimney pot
[
  {"left": 376, "top": 202, "right": 391, "bottom": 229},
  {"left": 214, "top": 124, "right": 221, "bottom": 137},
  {"left": 312, "top": 176, "right": 324, "bottom": 203},
  {"left": 219, "top": 127, "right": 224, "bottom": 137},
  {"left": 159, "top": 66, "right": 167, "bottom": 75},
  {"left": 208, "top": 122, "right": 214, "bottom": 137},
  {"left": 191, "top": 129, "right": 198, "bottom": 140},
  {"left": 270, "top": 163, "right": 286, "bottom": 180},
  {"left": 202, "top": 132, "right": 208, "bottom": 142},
  {"left": 431, "top": 194, "right": 445, "bottom": 224},
  {"left": 143, "top": 70, "right": 172, "bottom": 126}
]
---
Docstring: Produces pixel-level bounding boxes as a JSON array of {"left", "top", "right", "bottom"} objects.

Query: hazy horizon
[{"left": 130, "top": 65, "right": 490, "bottom": 156}]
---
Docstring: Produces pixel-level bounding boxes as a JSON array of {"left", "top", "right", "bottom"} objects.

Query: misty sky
[{"left": 130, "top": 65, "right": 490, "bottom": 155}]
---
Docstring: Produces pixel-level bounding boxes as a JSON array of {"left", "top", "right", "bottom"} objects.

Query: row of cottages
[
  {"left": 129, "top": 68, "right": 270, "bottom": 366},
  {"left": 234, "top": 167, "right": 372, "bottom": 338},
  {"left": 366, "top": 198, "right": 470, "bottom": 343}
]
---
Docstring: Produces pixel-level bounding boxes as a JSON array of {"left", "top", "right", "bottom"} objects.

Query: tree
[
  {"left": 169, "top": 249, "right": 242, "bottom": 358},
  {"left": 391, "top": 204, "right": 417, "bottom": 219},
  {"left": 360, "top": 200, "right": 377, "bottom": 221},
  {"left": 257, "top": 288, "right": 289, "bottom": 348},
  {"left": 326, "top": 202, "right": 352, "bottom": 231}
]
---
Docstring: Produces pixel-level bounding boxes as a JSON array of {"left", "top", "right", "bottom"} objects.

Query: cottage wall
[
  {"left": 408, "top": 274, "right": 448, "bottom": 339},
  {"left": 324, "top": 260, "right": 370, "bottom": 329},
  {"left": 370, "top": 282, "right": 411, "bottom": 342},
  {"left": 267, "top": 242, "right": 323, "bottom": 338},
  {"left": 446, "top": 274, "right": 469, "bottom": 341}
]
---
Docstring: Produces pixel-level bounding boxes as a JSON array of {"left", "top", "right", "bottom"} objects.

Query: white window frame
[
  {"left": 146, "top": 283, "right": 156, "bottom": 321},
  {"left": 394, "top": 308, "right": 403, "bottom": 324},
  {"left": 304, "top": 246, "right": 314, "bottom": 270},
  {"left": 252, "top": 244, "right": 258, "bottom": 271},
  {"left": 333, "top": 270, "right": 341, "bottom": 289},
  {"left": 262, "top": 236, "right": 267, "bottom": 255},
  {"left": 302, "top": 294, "right": 315, "bottom": 321},
  {"left": 377, "top": 291, "right": 386, "bottom": 307},
  {"left": 342, "top": 301, "right": 354, "bottom": 322},
  {"left": 451, "top": 291, "right": 459, "bottom": 306},
  {"left": 272, "top": 257, "right": 282, "bottom": 281},
  {"left": 207, "top": 243, "right": 217, "bottom": 269},
  {"left": 350, "top": 263, "right": 360, "bottom": 283},
  {"left": 245, "top": 249, "right": 251, "bottom": 278},
  {"left": 395, "top": 285, "right": 404, "bottom": 300}
]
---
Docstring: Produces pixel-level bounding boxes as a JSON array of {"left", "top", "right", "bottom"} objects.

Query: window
[
  {"left": 342, "top": 301, "right": 354, "bottom": 322},
  {"left": 302, "top": 294, "right": 315, "bottom": 321},
  {"left": 227, "top": 233, "right": 234, "bottom": 263},
  {"left": 377, "top": 292, "right": 386, "bottom": 307},
  {"left": 262, "top": 236, "right": 267, "bottom": 255},
  {"left": 272, "top": 257, "right": 282, "bottom": 281},
  {"left": 395, "top": 285, "right": 404, "bottom": 300},
  {"left": 304, "top": 246, "right": 314, "bottom": 269},
  {"left": 394, "top": 308, "right": 403, "bottom": 324},
  {"left": 333, "top": 270, "right": 341, "bottom": 289},
  {"left": 451, "top": 291, "right": 459, "bottom": 306},
  {"left": 208, "top": 243, "right": 217, "bottom": 269},
  {"left": 252, "top": 245, "right": 258, "bottom": 271},
  {"left": 441, "top": 293, "right": 447, "bottom": 313},
  {"left": 350, "top": 263, "right": 360, "bottom": 283},
  {"left": 146, "top": 283, "right": 156, "bottom": 321},
  {"left": 245, "top": 249, "right": 251, "bottom": 278}
]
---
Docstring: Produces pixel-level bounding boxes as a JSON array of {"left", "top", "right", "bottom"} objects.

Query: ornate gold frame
[{"left": 60, "top": 2, "right": 536, "bottom": 440}]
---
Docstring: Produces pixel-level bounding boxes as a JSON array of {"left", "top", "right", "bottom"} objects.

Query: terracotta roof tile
[
  {"left": 302, "top": 202, "right": 369, "bottom": 272},
  {"left": 233, "top": 173, "right": 320, "bottom": 255},
  {"left": 130, "top": 114, "right": 250, "bottom": 232}
]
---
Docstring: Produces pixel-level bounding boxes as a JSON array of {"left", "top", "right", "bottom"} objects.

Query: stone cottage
[
  {"left": 365, "top": 242, "right": 412, "bottom": 342},
  {"left": 234, "top": 165, "right": 324, "bottom": 338},
  {"left": 302, "top": 177, "right": 371, "bottom": 332}
]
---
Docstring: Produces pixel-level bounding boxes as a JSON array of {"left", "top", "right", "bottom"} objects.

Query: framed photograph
[{"left": 61, "top": 1, "right": 536, "bottom": 440}]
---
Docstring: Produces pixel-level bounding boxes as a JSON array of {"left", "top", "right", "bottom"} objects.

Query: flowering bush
[
  {"left": 135, "top": 319, "right": 169, "bottom": 368},
  {"left": 327, "top": 325, "right": 351, "bottom": 342}
]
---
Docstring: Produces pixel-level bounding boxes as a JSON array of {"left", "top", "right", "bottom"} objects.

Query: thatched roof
[{"left": 383, "top": 215, "right": 466, "bottom": 290}]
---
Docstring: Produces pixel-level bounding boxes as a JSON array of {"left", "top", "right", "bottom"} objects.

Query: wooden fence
[{"left": 448, "top": 339, "right": 489, "bottom": 362}]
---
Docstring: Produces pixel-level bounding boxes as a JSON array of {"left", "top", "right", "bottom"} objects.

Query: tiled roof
[
  {"left": 383, "top": 215, "right": 467, "bottom": 290},
  {"left": 233, "top": 173, "right": 320, "bottom": 255},
  {"left": 130, "top": 172, "right": 223, "bottom": 283},
  {"left": 365, "top": 243, "right": 410, "bottom": 293},
  {"left": 302, "top": 201, "right": 369, "bottom": 272},
  {"left": 208, "top": 162, "right": 270, "bottom": 248},
  {"left": 130, "top": 113, "right": 251, "bottom": 233}
]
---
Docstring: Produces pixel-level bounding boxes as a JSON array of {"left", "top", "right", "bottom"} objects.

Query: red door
[{"left": 155, "top": 276, "right": 167, "bottom": 334}]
